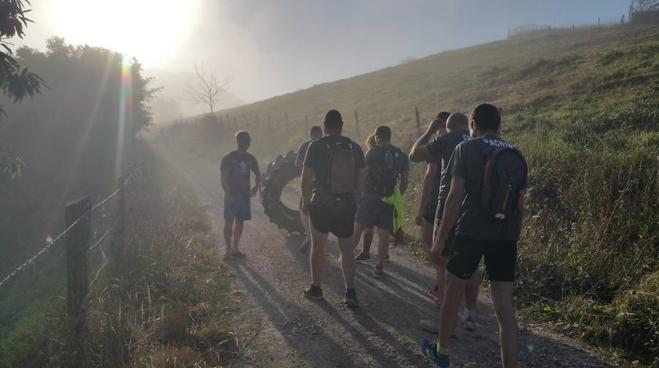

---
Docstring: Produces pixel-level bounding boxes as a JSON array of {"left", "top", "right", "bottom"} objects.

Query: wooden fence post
[
  {"left": 65, "top": 195, "right": 91, "bottom": 351},
  {"left": 415, "top": 107, "right": 421, "bottom": 136},
  {"left": 354, "top": 111, "right": 362, "bottom": 142}
]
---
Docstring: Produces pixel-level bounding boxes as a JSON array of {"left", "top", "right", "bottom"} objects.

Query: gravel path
[{"left": 154, "top": 141, "right": 622, "bottom": 368}]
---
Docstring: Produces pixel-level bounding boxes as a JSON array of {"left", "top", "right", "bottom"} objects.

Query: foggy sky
[{"left": 20, "top": 0, "right": 630, "bottom": 103}]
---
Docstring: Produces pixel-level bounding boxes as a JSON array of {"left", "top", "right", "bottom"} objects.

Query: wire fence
[
  {"left": 0, "top": 168, "right": 140, "bottom": 345},
  {"left": 0, "top": 174, "right": 132, "bottom": 289}
]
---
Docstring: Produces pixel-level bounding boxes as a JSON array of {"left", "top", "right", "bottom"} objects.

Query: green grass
[{"left": 163, "top": 23, "right": 659, "bottom": 365}]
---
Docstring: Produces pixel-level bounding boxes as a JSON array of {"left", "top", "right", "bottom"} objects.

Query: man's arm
[
  {"left": 415, "top": 162, "right": 438, "bottom": 225},
  {"left": 220, "top": 159, "right": 231, "bottom": 198},
  {"left": 251, "top": 160, "right": 261, "bottom": 196},
  {"left": 354, "top": 145, "right": 367, "bottom": 201},
  {"left": 355, "top": 167, "right": 366, "bottom": 200},
  {"left": 220, "top": 168, "right": 231, "bottom": 197},
  {"left": 399, "top": 170, "right": 409, "bottom": 195},
  {"left": 294, "top": 143, "right": 305, "bottom": 169},
  {"left": 409, "top": 119, "right": 443, "bottom": 162},
  {"left": 430, "top": 176, "right": 465, "bottom": 264},
  {"left": 300, "top": 166, "right": 314, "bottom": 214}
]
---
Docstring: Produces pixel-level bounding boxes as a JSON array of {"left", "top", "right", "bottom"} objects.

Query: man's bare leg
[
  {"left": 223, "top": 218, "right": 234, "bottom": 256},
  {"left": 465, "top": 270, "right": 481, "bottom": 310},
  {"left": 491, "top": 281, "right": 519, "bottom": 368},
  {"left": 337, "top": 236, "right": 356, "bottom": 289},
  {"left": 232, "top": 219, "right": 244, "bottom": 256},
  {"left": 422, "top": 220, "right": 443, "bottom": 300},
  {"left": 375, "top": 227, "right": 390, "bottom": 274},
  {"left": 361, "top": 227, "right": 374, "bottom": 254},
  {"left": 350, "top": 223, "right": 366, "bottom": 251},
  {"left": 461, "top": 270, "right": 481, "bottom": 330},
  {"left": 438, "top": 272, "right": 468, "bottom": 349},
  {"left": 299, "top": 211, "right": 312, "bottom": 253},
  {"left": 310, "top": 224, "right": 328, "bottom": 287}
]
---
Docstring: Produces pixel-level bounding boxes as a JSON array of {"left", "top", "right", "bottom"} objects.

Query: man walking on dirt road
[
  {"left": 421, "top": 104, "right": 528, "bottom": 368},
  {"left": 295, "top": 125, "right": 323, "bottom": 253},
  {"left": 410, "top": 113, "right": 481, "bottom": 331},
  {"left": 220, "top": 131, "right": 261, "bottom": 258},
  {"left": 411, "top": 111, "right": 450, "bottom": 303},
  {"left": 351, "top": 125, "right": 409, "bottom": 277},
  {"left": 301, "top": 110, "right": 366, "bottom": 308}
]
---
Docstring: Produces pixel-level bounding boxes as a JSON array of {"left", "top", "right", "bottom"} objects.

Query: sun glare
[{"left": 50, "top": 0, "right": 198, "bottom": 65}]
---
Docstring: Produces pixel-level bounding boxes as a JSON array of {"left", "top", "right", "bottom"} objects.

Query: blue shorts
[
  {"left": 224, "top": 194, "right": 251, "bottom": 221},
  {"left": 355, "top": 192, "right": 394, "bottom": 230}
]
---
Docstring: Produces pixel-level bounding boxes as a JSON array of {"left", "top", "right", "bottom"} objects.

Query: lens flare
[{"left": 115, "top": 54, "right": 133, "bottom": 178}]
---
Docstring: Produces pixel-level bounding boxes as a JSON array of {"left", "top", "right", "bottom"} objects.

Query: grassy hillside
[
  {"left": 190, "top": 24, "right": 657, "bottom": 148},
  {"left": 164, "top": 23, "right": 659, "bottom": 365}
]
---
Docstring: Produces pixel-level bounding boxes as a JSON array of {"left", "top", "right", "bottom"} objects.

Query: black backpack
[
  {"left": 326, "top": 139, "right": 357, "bottom": 195},
  {"left": 478, "top": 139, "right": 528, "bottom": 220},
  {"left": 379, "top": 146, "right": 402, "bottom": 196}
]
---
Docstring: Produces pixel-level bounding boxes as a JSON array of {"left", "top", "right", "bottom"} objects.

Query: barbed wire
[
  {"left": 0, "top": 172, "right": 135, "bottom": 290},
  {"left": 89, "top": 230, "right": 110, "bottom": 289}
]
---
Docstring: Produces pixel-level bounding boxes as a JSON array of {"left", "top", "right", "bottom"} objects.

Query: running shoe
[
  {"left": 384, "top": 253, "right": 391, "bottom": 262},
  {"left": 344, "top": 288, "right": 359, "bottom": 308},
  {"left": 419, "top": 339, "right": 450, "bottom": 367},
  {"left": 355, "top": 252, "right": 370, "bottom": 261},
  {"left": 233, "top": 250, "right": 246, "bottom": 258},
  {"left": 303, "top": 285, "right": 324, "bottom": 301}
]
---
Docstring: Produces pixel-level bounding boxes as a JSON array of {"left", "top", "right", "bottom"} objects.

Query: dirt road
[{"left": 153, "top": 141, "right": 620, "bottom": 368}]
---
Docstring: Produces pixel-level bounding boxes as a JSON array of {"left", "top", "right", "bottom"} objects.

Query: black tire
[{"left": 261, "top": 151, "right": 304, "bottom": 234}]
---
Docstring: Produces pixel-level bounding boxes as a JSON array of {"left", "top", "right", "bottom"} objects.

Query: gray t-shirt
[
  {"left": 221, "top": 150, "right": 259, "bottom": 197},
  {"left": 449, "top": 135, "right": 527, "bottom": 241},
  {"left": 425, "top": 130, "right": 470, "bottom": 199}
]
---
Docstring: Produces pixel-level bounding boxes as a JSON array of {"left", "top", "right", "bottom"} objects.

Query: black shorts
[
  {"left": 308, "top": 194, "right": 357, "bottom": 238},
  {"left": 355, "top": 193, "right": 394, "bottom": 230},
  {"left": 446, "top": 236, "right": 517, "bottom": 282},
  {"left": 422, "top": 198, "right": 437, "bottom": 224}
]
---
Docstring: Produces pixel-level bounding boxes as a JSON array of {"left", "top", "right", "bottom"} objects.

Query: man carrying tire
[
  {"left": 220, "top": 131, "right": 261, "bottom": 258},
  {"left": 352, "top": 126, "right": 409, "bottom": 277},
  {"left": 301, "top": 110, "right": 366, "bottom": 308},
  {"left": 295, "top": 125, "right": 323, "bottom": 253}
]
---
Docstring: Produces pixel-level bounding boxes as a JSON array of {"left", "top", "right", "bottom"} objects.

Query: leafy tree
[
  {"left": 0, "top": 0, "right": 44, "bottom": 178},
  {"left": 0, "top": 0, "right": 44, "bottom": 116}
]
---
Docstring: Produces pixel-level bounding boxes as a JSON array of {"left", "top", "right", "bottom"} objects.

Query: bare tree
[
  {"left": 190, "top": 65, "right": 228, "bottom": 115},
  {"left": 633, "top": 0, "right": 659, "bottom": 11}
]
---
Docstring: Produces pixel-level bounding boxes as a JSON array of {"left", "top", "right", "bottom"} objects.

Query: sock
[{"left": 436, "top": 342, "right": 448, "bottom": 355}]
